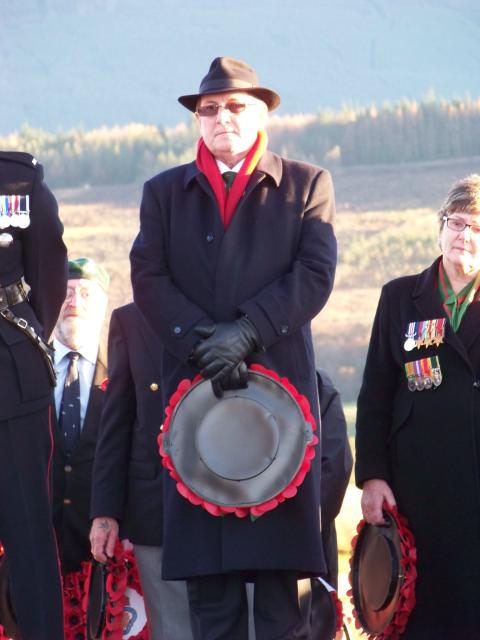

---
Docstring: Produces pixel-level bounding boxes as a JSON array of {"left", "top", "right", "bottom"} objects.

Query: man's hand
[
  {"left": 211, "top": 360, "right": 249, "bottom": 398},
  {"left": 192, "top": 317, "right": 260, "bottom": 383},
  {"left": 89, "top": 517, "right": 119, "bottom": 563},
  {"left": 361, "top": 479, "right": 396, "bottom": 525}
]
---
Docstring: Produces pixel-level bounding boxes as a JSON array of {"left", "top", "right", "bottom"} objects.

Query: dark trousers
[
  {"left": 0, "top": 409, "right": 64, "bottom": 640},
  {"left": 187, "top": 571, "right": 309, "bottom": 640}
]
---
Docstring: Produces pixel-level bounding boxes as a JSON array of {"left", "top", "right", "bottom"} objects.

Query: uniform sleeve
[
  {"left": 238, "top": 169, "right": 337, "bottom": 346},
  {"left": 355, "top": 285, "right": 399, "bottom": 487},
  {"left": 130, "top": 181, "right": 214, "bottom": 363},
  {"left": 22, "top": 162, "right": 68, "bottom": 338},
  {"left": 90, "top": 310, "right": 136, "bottom": 520}
]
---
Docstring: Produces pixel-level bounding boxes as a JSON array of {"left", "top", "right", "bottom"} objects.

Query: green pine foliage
[{"left": 1, "top": 95, "right": 479, "bottom": 188}]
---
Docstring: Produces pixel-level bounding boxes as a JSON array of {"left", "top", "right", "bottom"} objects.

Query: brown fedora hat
[{"left": 178, "top": 56, "right": 281, "bottom": 112}]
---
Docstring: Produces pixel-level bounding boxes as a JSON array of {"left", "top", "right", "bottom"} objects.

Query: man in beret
[
  {"left": 0, "top": 151, "right": 67, "bottom": 638},
  {"left": 99, "top": 57, "right": 337, "bottom": 639},
  {"left": 52, "top": 257, "right": 109, "bottom": 576}
]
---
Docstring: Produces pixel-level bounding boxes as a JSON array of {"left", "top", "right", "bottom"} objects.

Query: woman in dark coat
[{"left": 355, "top": 174, "right": 480, "bottom": 639}]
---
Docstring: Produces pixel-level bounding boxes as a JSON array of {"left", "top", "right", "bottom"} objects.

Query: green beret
[{"left": 68, "top": 257, "right": 110, "bottom": 291}]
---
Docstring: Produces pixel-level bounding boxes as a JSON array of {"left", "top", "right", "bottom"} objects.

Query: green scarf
[{"left": 438, "top": 261, "right": 480, "bottom": 331}]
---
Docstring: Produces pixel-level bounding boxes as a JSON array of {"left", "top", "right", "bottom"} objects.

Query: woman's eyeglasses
[{"left": 443, "top": 215, "right": 480, "bottom": 235}]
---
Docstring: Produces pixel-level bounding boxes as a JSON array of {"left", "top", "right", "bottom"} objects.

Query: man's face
[
  {"left": 54, "top": 278, "right": 108, "bottom": 349},
  {"left": 196, "top": 91, "right": 267, "bottom": 163}
]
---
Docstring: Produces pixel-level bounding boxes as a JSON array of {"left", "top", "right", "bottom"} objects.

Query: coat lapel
[
  {"left": 412, "top": 258, "right": 471, "bottom": 366},
  {"left": 81, "top": 348, "right": 108, "bottom": 442}
]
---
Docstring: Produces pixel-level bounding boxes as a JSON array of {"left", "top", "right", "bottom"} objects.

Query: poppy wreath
[
  {"left": 347, "top": 503, "right": 417, "bottom": 640},
  {"left": 331, "top": 590, "right": 344, "bottom": 636},
  {"left": 63, "top": 564, "right": 89, "bottom": 640},
  {"left": 82, "top": 541, "right": 148, "bottom": 640},
  {"left": 0, "top": 545, "right": 17, "bottom": 640},
  {"left": 158, "top": 363, "right": 318, "bottom": 519}
]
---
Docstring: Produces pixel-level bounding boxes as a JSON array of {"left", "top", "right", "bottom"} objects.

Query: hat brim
[
  {"left": 178, "top": 86, "right": 281, "bottom": 112},
  {"left": 159, "top": 365, "right": 317, "bottom": 518},
  {"left": 349, "top": 506, "right": 417, "bottom": 637}
]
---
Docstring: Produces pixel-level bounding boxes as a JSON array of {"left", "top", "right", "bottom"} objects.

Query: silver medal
[{"left": 0, "top": 233, "right": 13, "bottom": 248}]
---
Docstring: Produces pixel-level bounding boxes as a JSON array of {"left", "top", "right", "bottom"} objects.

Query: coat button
[
  {"left": 280, "top": 324, "right": 289, "bottom": 335},
  {"left": 64, "top": 465, "right": 72, "bottom": 473},
  {"left": 206, "top": 232, "right": 215, "bottom": 243},
  {"left": 173, "top": 325, "right": 182, "bottom": 335},
  {"left": 63, "top": 498, "right": 72, "bottom": 505},
  {"left": 150, "top": 382, "right": 159, "bottom": 392}
]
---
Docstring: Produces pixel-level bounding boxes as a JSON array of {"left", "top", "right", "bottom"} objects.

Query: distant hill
[{"left": 1, "top": 0, "right": 479, "bottom": 134}]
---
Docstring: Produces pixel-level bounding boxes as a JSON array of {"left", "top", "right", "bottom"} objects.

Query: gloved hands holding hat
[{"left": 192, "top": 316, "right": 261, "bottom": 396}]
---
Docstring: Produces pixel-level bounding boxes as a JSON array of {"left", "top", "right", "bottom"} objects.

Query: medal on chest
[{"left": 0, "top": 194, "right": 30, "bottom": 230}]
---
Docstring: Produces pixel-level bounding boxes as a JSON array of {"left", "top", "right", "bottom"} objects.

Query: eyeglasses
[
  {"left": 195, "top": 102, "right": 258, "bottom": 118},
  {"left": 442, "top": 215, "right": 480, "bottom": 235}
]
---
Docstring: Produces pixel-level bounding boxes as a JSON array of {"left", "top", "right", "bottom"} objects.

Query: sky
[{"left": 1, "top": 0, "right": 479, "bottom": 134}]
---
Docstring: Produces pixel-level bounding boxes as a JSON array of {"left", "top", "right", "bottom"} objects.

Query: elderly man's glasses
[
  {"left": 196, "top": 102, "right": 257, "bottom": 117},
  {"left": 443, "top": 215, "right": 480, "bottom": 235}
]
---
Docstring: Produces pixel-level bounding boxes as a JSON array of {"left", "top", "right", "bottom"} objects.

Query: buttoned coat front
[
  {"left": 130, "top": 151, "right": 337, "bottom": 580},
  {"left": 91, "top": 303, "right": 165, "bottom": 546},
  {"left": 356, "top": 258, "right": 480, "bottom": 639},
  {"left": 52, "top": 351, "right": 107, "bottom": 575}
]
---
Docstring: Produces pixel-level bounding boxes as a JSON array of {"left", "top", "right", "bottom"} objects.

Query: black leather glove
[
  {"left": 192, "top": 317, "right": 261, "bottom": 383},
  {"left": 210, "top": 361, "right": 249, "bottom": 398}
]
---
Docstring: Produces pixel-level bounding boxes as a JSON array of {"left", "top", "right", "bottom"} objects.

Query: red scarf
[{"left": 196, "top": 130, "right": 268, "bottom": 228}]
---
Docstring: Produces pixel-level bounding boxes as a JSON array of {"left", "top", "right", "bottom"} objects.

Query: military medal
[
  {"left": 0, "top": 233, "right": 13, "bottom": 248},
  {"left": 420, "top": 359, "right": 433, "bottom": 389},
  {"left": 413, "top": 360, "right": 424, "bottom": 390},
  {"left": 415, "top": 321, "right": 425, "bottom": 349},
  {"left": 431, "top": 356, "right": 442, "bottom": 387},
  {"left": 433, "top": 318, "right": 446, "bottom": 347},
  {"left": 0, "top": 195, "right": 30, "bottom": 229},
  {"left": 405, "top": 356, "right": 442, "bottom": 391},
  {"left": 404, "top": 322, "right": 416, "bottom": 351}
]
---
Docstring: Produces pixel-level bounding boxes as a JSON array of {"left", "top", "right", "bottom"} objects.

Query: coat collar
[
  {"left": 412, "top": 256, "right": 480, "bottom": 362},
  {"left": 183, "top": 149, "right": 282, "bottom": 189}
]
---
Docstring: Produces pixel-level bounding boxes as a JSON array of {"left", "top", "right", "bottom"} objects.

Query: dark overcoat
[
  {"left": 130, "top": 151, "right": 337, "bottom": 579},
  {"left": 91, "top": 303, "right": 165, "bottom": 545},
  {"left": 356, "top": 257, "right": 480, "bottom": 639},
  {"left": 317, "top": 369, "right": 352, "bottom": 587},
  {"left": 0, "top": 151, "right": 67, "bottom": 419},
  {"left": 52, "top": 351, "right": 107, "bottom": 574},
  {"left": 0, "top": 151, "right": 67, "bottom": 640}
]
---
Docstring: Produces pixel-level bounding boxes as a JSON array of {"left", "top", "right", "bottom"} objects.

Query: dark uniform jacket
[
  {"left": 91, "top": 303, "right": 164, "bottom": 545},
  {"left": 52, "top": 350, "right": 107, "bottom": 575},
  {"left": 0, "top": 151, "right": 67, "bottom": 420},
  {"left": 355, "top": 257, "right": 480, "bottom": 638},
  {"left": 317, "top": 369, "right": 352, "bottom": 587},
  {"left": 130, "top": 151, "right": 337, "bottom": 580},
  {"left": 0, "top": 151, "right": 66, "bottom": 640}
]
